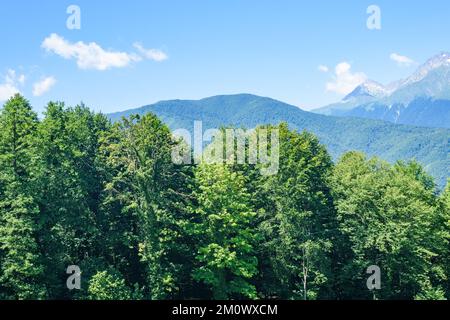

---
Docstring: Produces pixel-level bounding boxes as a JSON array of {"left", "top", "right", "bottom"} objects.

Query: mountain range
[
  {"left": 314, "top": 52, "right": 450, "bottom": 128},
  {"left": 108, "top": 93, "right": 450, "bottom": 189}
]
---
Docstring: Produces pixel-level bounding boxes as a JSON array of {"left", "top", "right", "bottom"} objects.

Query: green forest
[{"left": 0, "top": 94, "right": 449, "bottom": 300}]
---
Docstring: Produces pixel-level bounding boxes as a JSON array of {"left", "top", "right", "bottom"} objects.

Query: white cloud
[
  {"left": 318, "top": 65, "right": 329, "bottom": 73},
  {"left": 6, "top": 69, "right": 26, "bottom": 85},
  {"left": 0, "top": 69, "right": 26, "bottom": 102},
  {"left": 0, "top": 83, "right": 19, "bottom": 102},
  {"left": 390, "top": 53, "right": 415, "bottom": 67},
  {"left": 32, "top": 76, "right": 56, "bottom": 96},
  {"left": 42, "top": 33, "right": 141, "bottom": 70},
  {"left": 18, "top": 74, "right": 26, "bottom": 85},
  {"left": 326, "top": 62, "right": 367, "bottom": 95},
  {"left": 41, "top": 34, "right": 168, "bottom": 71},
  {"left": 133, "top": 43, "right": 168, "bottom": 62}
]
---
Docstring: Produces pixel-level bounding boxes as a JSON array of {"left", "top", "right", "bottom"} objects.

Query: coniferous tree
[
  {"left": 0, "top": 94, "right": 46, "bottom": 299},
  {"left": 34, "top": 102, "right": 109, "bottom": 298}
]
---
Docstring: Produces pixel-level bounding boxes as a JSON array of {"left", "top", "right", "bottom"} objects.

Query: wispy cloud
[
  {"left": 390, "top": 53, "right": 415, "bottom": 67},
  {"left": 133, "top": 43, "right": 168, "bottom": 62},
  {"left": 318, "top": 65, "right": 329, "bottom": 73},
  {"left": 41, "top": 33, "right": 168, "bottom": 71},
  {"left": 0, "top": 69, "right": 25, "bottom": 102},
  {"left": 33, "top": 76, "right": 56, "bottom": 96},
  {"left": 0, "top": 83, "right": 19, "bottom": 102},
  {"left": 42, "top": 33, "right": 141, "bottom": 70},
  {"left": 326, "top": 62, "right": 367, "bottom": 95}
]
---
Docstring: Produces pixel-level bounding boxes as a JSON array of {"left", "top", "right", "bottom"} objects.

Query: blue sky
[{"left": 0, "top": 0, "right": 449, "bottom": 113}]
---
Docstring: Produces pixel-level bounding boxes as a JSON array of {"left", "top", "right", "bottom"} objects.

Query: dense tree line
[{"left": 0, "top": 94, "right": 448, "bottom": 300}]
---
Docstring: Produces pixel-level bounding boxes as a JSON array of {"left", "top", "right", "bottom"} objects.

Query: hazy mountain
[
  {"left": 314, "top": 52, "right": 450, "bottom": 128},
  {"left": 343, "top": 80, "right": 389, "bottom": 101},
  {"left": 316, "top": 80, "right": 388, "bottom": 116},
  {"left": 109, "top": 94, "right": 450, "bottom": 188}
]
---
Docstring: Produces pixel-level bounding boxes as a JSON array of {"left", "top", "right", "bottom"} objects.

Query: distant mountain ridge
[
  {"left": 314, "top": 52, "right": 450, "bottom": 128},
  {"left": 343, "top": 80, "right": 388, "bottom": 100},
  {"left": 108, "top": 94, "right": 450, "bottom": 188}
]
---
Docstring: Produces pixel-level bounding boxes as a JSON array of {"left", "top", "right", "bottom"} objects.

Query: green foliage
[
  {"left": 101, "top": 113, "right": 194, "bottom": 299},
  {"left": 190, "top": 164, "right": 258, "bottom": 299},
  {"left": 88, "top": 269, "right": 133, "bottom": 300},
  {"left": 439, "top": 181, "right": 450, "bottom": 298},
  {"left": 0, "top": 94, "right": 46, "bottom": 299},
  {"left": 415, "top": 280, "right": 447, "bottom": 300},
  {"left": 256, "top": 124, "right": 336, "bottom": 300},
  {"left": 108, "top": 94, "right": 450, "bottom": 189},
  {"left": 331, "top": 152, "right": 446, "bottom": 299},
  {"left": 34, "top": 102, "right": 108, "bottom": 298},
  {"left": 0, "top": 94, "right": 448, "bottom": 300},
  {"left": 0, "top": 195, "right": 46, "bottom": 299}
]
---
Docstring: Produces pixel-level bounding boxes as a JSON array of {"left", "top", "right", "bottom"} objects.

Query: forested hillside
[
  {"left": 109, "top": 94, "right": 450, "bottom": 189},
  {"left": 1, "top": 94, "right": 449, "bottom": 300}
]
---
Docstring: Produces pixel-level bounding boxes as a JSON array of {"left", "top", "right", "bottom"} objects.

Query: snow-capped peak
[
  {"left": 400, "top": 52, "right": 450, "bottom": 87},
  {"left": 343, "top": 80, "right": 388, "bottom": 101}
]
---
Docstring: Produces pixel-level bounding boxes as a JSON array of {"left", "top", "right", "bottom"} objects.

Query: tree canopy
[{"left": 0, "top": 94, "right": 448, "bottom": 300}]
